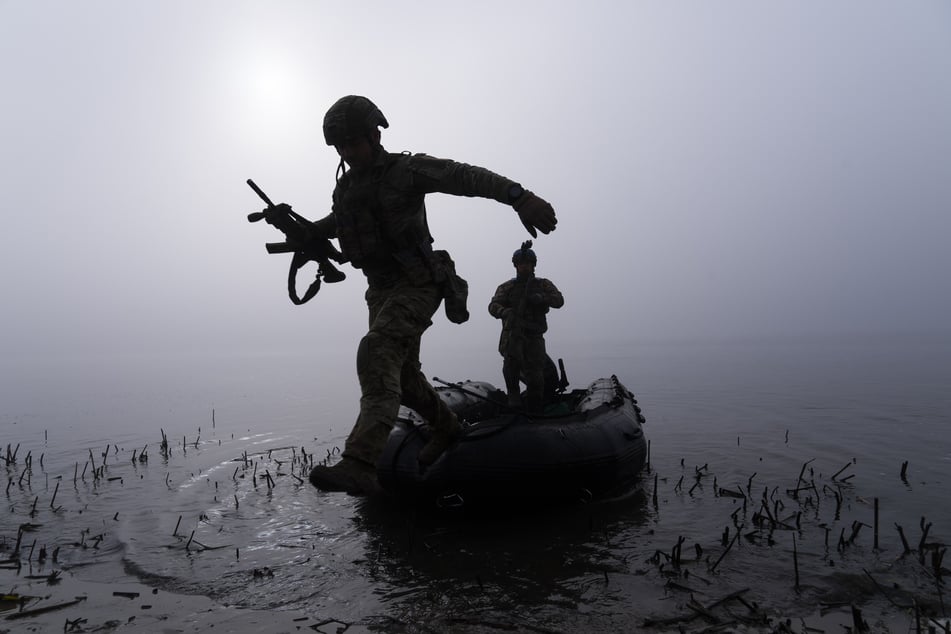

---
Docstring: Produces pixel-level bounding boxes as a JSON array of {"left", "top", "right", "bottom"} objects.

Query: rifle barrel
[{"left": 247, "top": 179, "right": 275, "bottom": 207}]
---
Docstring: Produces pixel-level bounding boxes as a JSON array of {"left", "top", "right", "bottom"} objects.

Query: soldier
[
  {"left": 296, "top": 96, "right": 557, "bottom": 495},
  {"left": 488, "top": 241, "right": 564, "bottom": 412}
]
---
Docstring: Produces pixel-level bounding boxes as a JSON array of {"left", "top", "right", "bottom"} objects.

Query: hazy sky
[{"left": 2, "top": 1, "right": 950, "bottom": 371}]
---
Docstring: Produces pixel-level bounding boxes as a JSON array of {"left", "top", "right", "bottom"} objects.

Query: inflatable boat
[{"left": 376, "top": 375, "right": 648, "bottom": 507}]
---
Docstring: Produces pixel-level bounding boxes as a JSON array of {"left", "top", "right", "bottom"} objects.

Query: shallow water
[{"left": 2, "top": 334, "right": 950, "bottom": 631}]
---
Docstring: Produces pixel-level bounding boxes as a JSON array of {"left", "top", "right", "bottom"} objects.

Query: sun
[
  {"left": 223, "top": 47, "right": 314, "bottom": 144},
  {"left": 244, "top": 54, "right": 297, "bottom": 119}
]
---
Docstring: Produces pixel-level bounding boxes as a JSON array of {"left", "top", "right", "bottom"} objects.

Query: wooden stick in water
[
  {"left": 793, "top": 534, "right": 800, "bottom": 591},
  {"left": 831, "top": 461, "right": 851, "bottom": 480},
  {"left": 895, "top": 523, "right": 911, "bottom": 554},
  {"left": 874, "top": 498, "right": 879, "bottom": 550}
]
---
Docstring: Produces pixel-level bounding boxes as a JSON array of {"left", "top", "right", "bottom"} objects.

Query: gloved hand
[
  {"left": 264, "top": 202, "right": 293, "bottom": 226},
  {"left": 528, "top": 293, "right": 545, "bottom": 305},
  {"left": 501, "top": 308, "right": 513, "bottom": 321},
  {"left": 513, "top": 191, "right": 557, "bottom": 237}
]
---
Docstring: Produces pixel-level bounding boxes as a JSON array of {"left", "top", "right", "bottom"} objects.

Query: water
[{"left": 2, "top": 334, "right": 950, "bottom": 632}]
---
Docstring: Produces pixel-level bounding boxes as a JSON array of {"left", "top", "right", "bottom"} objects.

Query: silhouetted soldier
[
  {"left": 288, "top": 96, "right": 558, "bottom": 494},
  {"left": 488, "top": 241, "right": 564, "bottom": 412}
]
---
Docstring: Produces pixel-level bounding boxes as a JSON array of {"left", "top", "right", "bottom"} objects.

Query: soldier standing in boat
[
  {"left": 488, "top": 241, "right": 564, "bottom": 412},
  {"left": 290, "top": 96, "right": 557, "bottom": 495}
]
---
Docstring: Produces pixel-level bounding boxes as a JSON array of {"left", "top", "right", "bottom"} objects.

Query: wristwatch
[{"left": 507, "top": 183, "right": 525, "bottom": 205}]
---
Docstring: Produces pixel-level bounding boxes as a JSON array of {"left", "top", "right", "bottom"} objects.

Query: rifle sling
[{"left": 288, "top": 251, "right": 322, "bottom": 305}]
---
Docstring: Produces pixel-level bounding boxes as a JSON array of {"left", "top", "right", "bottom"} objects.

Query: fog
[{"left": 2, "top": 1, "right": 949, "bottom": 381}]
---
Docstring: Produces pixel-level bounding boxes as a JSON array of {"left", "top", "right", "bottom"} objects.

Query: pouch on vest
[{"left": 432, "top": 249, "right": 469, "bottom": 324}]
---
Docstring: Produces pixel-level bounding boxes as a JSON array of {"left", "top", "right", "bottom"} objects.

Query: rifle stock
[{"left": 264, "top": 241, "right": 296, "bottom": 254}]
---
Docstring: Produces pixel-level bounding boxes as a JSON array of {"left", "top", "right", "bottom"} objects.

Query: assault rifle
[{"left": 246, "top": 178, "right": 346, "bottom": 305}]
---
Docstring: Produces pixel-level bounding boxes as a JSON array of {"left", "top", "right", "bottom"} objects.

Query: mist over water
[{"left": 2, "top": 333, "right": 949, "bottom": 631}]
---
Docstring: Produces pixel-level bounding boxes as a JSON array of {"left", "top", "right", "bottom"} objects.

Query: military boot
[{"left": 309, "top": 457, "right": 383, "bottom": 496}]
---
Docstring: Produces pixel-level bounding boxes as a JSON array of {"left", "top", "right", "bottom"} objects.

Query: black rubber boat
[{"left": 376, "top": 375, "right": 648, "bottom": 507}]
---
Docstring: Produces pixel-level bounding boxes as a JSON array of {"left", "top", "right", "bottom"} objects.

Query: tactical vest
[
  {"left": 331, "top": 152, "right": 433, "bottom": 275},
  {"left": 504, "top": 277, "right": 549, "bottom": 335}
]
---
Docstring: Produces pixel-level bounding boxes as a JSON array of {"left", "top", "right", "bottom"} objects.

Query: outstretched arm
[{"left": 407, "top": 154, "right": 557, "bottom": 237}]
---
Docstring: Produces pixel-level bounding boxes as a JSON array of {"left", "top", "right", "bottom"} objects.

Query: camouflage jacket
[
  {"left": 313, "top": 148, "right": 519, "bottom": 286},
  {"left": 488, "top": 275, "right": 564, "bottom": 352}
]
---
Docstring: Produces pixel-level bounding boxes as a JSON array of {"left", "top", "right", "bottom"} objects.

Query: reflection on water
[
  {"left": 348, "top": 491, "right": 655, "bottom": 632},
  {"left": 2, "top": 334, "right": 950, "bottom": 631}
]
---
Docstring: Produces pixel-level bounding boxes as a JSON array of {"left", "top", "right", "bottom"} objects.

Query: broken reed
[
  {"left": 3, "top": 443, "right": 20, "bottom": 465},
  {"left": 5, "top": 422, "right": 940, "bottom": 632},
  {"left": 640, "top": 449, "right": 950, "bottom": 631},
  {"left": 664, "top": 451, "right": 936, "bottom": 597},
  {"left": 3, "top": 433, "right": 321, "bottom": 580}
]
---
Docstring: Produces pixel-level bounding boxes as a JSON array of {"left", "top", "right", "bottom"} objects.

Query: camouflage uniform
[
  {"left": 488, "top": 275, "right": 564, "bottom": 410},
  {"left": 314, "top": 148, "right": 524, "bottom": 466}
]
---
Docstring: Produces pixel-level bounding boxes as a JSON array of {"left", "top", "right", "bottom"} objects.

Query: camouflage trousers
[
  {"left": 501, "top": 334, "right": 547, "bottom": 410},
  {"left": 342, "top": 278, "right": 458, "bottom": 466}
]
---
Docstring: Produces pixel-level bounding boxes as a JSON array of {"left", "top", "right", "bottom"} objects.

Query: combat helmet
[
  {"left": 512, "top": 240, "right": 537, "bottom": 265},
  {"left": 322, "top": 95, "right": 389, "bottom": 146}
]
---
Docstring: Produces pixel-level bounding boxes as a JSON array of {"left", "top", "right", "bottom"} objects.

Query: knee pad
[{"left": 356, "top": 332, "right": 377, "bottom": 377}]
